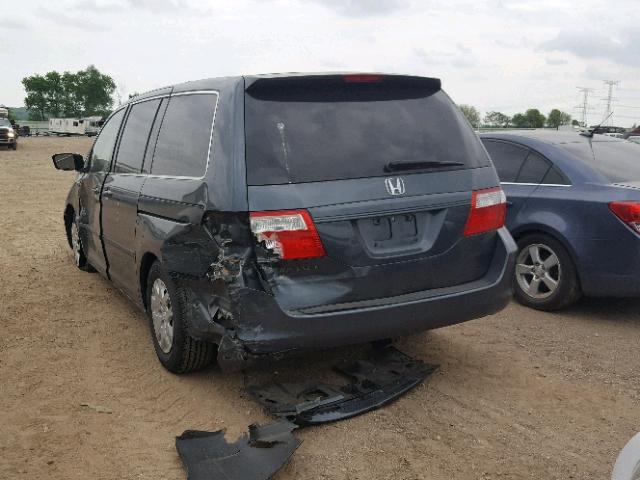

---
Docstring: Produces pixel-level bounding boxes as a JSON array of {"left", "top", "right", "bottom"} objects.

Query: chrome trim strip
[{"left": 500, "top": 182, "right": 571, "bottom": 187}]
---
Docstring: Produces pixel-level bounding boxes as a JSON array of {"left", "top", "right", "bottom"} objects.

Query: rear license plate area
[{"left": 358, "top": 214, "right": 419, "bottom": 250}]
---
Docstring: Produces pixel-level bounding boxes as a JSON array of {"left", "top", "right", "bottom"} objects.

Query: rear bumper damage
[{"left": 203, "top": 227, "right": 515, "bottom": 371}]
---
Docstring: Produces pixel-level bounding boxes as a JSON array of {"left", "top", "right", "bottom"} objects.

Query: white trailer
[
  {"left": 48, "top": 116, "right": 104, "bottom": 136},
  {"left": 0, "top": 107, "right": 9, "bottom": 118}
]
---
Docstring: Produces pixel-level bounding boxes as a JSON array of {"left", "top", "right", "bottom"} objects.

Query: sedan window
[{"left": 517, "top": 152, "right": 551, "bottom": 184}]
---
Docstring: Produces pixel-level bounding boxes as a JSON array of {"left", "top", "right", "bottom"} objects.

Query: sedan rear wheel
[{"left": 513, "top": 234, "right": 580, "bottom": 311}]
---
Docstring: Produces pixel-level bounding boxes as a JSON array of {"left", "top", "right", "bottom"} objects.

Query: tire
[
  {"left": 11, "top": 143, "right": 17, "bottom": 150},
  {"left": 513, "top": 233, "right": 581, "bottom": 311},
  {"left": 70, "top": 216, "right": 94, "bottom": 272},
  {"left": 146, "top": 261, "right": 215, "bottom": 373}
]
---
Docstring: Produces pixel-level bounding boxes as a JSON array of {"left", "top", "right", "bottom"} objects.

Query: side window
[
  {"left": 114, "top": 99, "right": 161, "bottom": 174},
  {"left": 89, "top": 109, "right": 126, "bottom": 173},
  {"left": 517, "top": 151, "right": 551, "bottom": 184},
  {"left": 542, "top": 166, "right": 569, "bottom": 185},
  {"left": 150, "top": 93, "right": 217, "bottom": 177},
  {"left": 482, "top": 140, "right": 529, "bottom": 182}
]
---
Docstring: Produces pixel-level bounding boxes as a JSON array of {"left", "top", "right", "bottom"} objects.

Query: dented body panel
[{"left": 61, "top": 73, "right": 516, "bottom": 372}]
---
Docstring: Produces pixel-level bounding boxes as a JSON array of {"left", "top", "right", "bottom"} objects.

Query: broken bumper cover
[
  {"left": 249, "top": 346, "right": 439, "bottom": 426},
  {"left": 228, "top": 228, "right": 516, "bottom": 358}
]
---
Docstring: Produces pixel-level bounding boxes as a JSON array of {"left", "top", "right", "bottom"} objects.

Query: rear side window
[
  {"left": 482, "top": 140, "right": 529, "bottom": 182},
  {"left": 150, "top": 93, "right": 217, "bottom": 177},
  {"left": 245, "top": 76, "right": 490, "bottom": 185},
  {"left": 115, "top": 99, "right": 161, "bottom": 174},
  {"left": 562, "top": 140, "right": 640, "bottom": 183},
  {"left": 517, "top": 151, "right": 550, "bottom": 183},
  {"left": 542, "top": 167, "right": 568, "bottom": 185}
]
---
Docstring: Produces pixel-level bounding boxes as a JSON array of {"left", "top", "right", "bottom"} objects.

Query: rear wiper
[{"left": 384, "top": 160, "right": 464, "bottom": 172}]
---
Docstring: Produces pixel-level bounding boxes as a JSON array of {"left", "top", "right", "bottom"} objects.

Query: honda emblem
[{"left": 385, "top": 177, "right": 406, "bottom": 196}]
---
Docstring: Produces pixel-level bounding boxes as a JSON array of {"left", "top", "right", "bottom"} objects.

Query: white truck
[
  {"left": 0, "top": 107, "right": 9, "bottom": 118},
  {"left": 49, "top": 116, "right": 103, "bottom": 136}
]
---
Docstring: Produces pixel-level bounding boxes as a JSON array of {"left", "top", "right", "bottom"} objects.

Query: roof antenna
[{"left": 580, "top": 111, "right": 613, "bottom": 138}]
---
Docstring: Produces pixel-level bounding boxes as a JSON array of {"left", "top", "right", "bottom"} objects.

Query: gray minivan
[{"left": 53, "top": 73, "right": 516, "bottom": 373}]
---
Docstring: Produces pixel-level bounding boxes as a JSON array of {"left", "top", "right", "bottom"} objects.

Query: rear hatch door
[{"left": 244, "top": 74, "right": 501, "bottom": 312}]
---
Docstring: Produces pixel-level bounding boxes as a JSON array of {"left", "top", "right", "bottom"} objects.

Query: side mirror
[{"left": 52, "top": 153, "right": 84, "bottom": 171}]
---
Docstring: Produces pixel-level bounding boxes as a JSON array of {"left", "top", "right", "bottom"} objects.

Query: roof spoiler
[{"left": 245, "top": 74, "right": 442, "bottom": 102}]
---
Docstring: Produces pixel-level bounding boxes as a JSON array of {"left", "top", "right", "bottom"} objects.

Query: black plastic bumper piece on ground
[
  {"left": 248, "top": 346, "right": 439, "bottom": 426},
  {"left": 175, "top": 420, "right": 300, "bottom": 480}
]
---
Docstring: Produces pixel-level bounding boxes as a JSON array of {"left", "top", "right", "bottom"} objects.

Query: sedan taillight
[
  {"left": 250, "top": 209, "right": 326, "bottom": 260},
  {"left": 464, "top": 187, "right": 507, "bottom": 236},
  {"left": 609, "top": 202, "right": 640, "bottom": 233}
]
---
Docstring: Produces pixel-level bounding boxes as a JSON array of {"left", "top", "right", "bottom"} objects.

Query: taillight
[
  {"left": 464, "top": 187, "right": 507, "bottom": 236},
  {"left": 343, "top": 74, "right": 383, "bottom": 83},
  {"left": 609, "top": 202, "right": 640, "bottom": 233},
  {"left": 250, "top": 210, "right": 326, "bottom": 260}
]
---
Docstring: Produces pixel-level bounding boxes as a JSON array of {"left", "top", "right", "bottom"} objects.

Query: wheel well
[
  {"left": 63, "top": 205, "right": 74, "bottom": 248},
  {"left": 512, "top": 228, "right": 582, "bottom": 283},
  {"left": 139, "top": 253, "right": 158, "bottom": 310}
]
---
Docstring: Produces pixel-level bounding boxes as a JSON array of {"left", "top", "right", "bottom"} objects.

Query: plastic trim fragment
[{"left": 176, "top": 420, "right": 300, "bottom": 480}]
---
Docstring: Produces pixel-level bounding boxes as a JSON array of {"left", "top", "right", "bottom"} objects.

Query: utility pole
[
  {"left": 576, "top": 87, "right": 594, "bottom": 127},
  {"left": 603, "top": 80, "right": 620, "bottom": 126}
]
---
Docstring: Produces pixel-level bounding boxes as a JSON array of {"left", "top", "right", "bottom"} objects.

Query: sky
[{"left": 2, "top": 0, "right": 640, "bottom": 126}]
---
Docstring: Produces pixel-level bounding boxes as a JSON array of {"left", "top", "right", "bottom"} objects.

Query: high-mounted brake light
[
  {"left": 609, "top": 202, "right": 640, "bottom": 233},
  {"left": 464, "top": 187, "right": 507, "bottom": 236},
  {"left": 250, "top": 209, "right": 326, "bottom": 260},
  {"left": 343, "top": 74, "right": 384, "bottom": 83}
]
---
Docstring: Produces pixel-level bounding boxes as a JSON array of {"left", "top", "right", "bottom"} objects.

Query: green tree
[
  {"left": 483, "top": 111, "right": 510, "bottom": 128},
  {"left": 524, "top": 109, "right": 546, "bottom": 128},
  {"left": 511, "top": 113, "right": 527, "bottom": 128},
  {"left": 75, "top": 65, "right": 116, "bottom": 116},
  {"left": 61, "top": 72, "right": 82, "bottom": 117},
  {"left": 22, "top": 65, "right": 116, "bottom": 119},
  {"left": 22, "top": 74, "right": 49, "bottom": 120},
  {"left": 459, "top": 104, "right": 481, "bottom": 128},
  {"left": 44, "top": 71, "right": 65, "bottom": 117},
  {"left": 547, "top": 109, "right": 572, "bottom": 129}
]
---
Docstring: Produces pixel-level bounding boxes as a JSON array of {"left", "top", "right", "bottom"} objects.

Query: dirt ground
[{"left": 1, "top": 136, "right": 640, "bottom": 479}]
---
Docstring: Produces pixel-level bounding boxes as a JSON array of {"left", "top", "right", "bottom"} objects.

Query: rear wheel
[
  {"left": 513, "top": 233, "right": 580, "bottom": 311},
  {"left": 146, "top": 261, "right": 215, "bottom": 373}
]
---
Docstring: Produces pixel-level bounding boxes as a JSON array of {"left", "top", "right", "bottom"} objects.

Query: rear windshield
[
  {"left": 244, "top": 76, "right": 490, "bottom": 185},
  {"left": 560, "top": 139, "right": 640, "bottom": 183}
]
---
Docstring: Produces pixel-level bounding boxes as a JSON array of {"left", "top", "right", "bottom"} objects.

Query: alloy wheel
[
  {"left": 150, "top": 278, "right": 174, "bottom": 354},
  {"left": 515, "top": 243, "right": 561, "bottom": 299}
]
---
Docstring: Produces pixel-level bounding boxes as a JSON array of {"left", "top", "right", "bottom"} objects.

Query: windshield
[
  {"left": 245, "top": 76, "right": 490, "bottom": 185},
  {"left": 561, "top": 139, "right": 640, "bottom": 183},
  {"left": 0, "top": 119, "right": 11, "bottom": 127}
]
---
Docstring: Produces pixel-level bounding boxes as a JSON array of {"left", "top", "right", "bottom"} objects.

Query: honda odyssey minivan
[{"left": 52, "top": 73, "right": 516, "bottom": 373}]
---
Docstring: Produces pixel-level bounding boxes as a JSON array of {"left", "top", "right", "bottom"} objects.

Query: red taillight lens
[
  {"left": 250, "top": 209, "right": 326, "bottom": 260},
  {"left": 464, "top": 187, "right": 507, "bottom": 236},
  {"left": 609, "top": 201, "right": 640, "bottom": 233},
  {"left": 343, "top": 74, "right": 383, "bottom": 83}
]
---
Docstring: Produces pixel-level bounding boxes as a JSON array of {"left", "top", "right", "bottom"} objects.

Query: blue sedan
[{"left": 480, "top": 130, "right": 640, "bottom": 310}]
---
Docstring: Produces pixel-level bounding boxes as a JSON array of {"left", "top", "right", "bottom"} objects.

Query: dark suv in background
[{"left": 53, "top": 73, "right": 516, "bottom": 373}]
